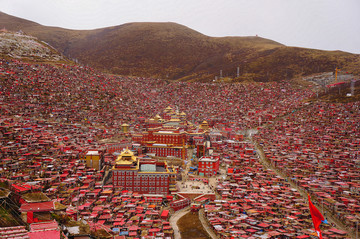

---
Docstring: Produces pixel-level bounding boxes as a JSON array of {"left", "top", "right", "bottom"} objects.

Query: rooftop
[
  {"left": 86, "top": 151, "right": 99, "bottom": 155},
  {"left": 139, "top": 163, "right": 167, "bottom": 173},
  {"left": 199, "top": 156, "right": 218, "bottom": 162}
]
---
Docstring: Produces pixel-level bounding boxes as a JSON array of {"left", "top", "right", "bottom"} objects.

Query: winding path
[
  {"left": 169, "top": 207, "right": 190, "bottom": 239},
  {"left": 199, "top": 208, "right": 219, "bottom": 239}
]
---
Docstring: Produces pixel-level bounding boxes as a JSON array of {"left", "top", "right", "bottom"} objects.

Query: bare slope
[
  {"left": 0, "top": 31, "right": 66, "bottom": 62},
  {"left": 1, "top": 11, "right": 359, "bottom": 81}
]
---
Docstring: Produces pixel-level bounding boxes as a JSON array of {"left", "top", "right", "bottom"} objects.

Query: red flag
[{"left": 308, "top": 194, "right": 325, "bottom": 239}]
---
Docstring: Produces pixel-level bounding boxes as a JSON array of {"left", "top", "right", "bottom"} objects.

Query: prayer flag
[{"left": 308, "top": 194, "right": 326, "bottom": 239}]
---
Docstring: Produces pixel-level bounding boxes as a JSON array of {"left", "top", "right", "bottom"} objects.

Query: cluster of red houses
[
  {"left": 0, "top": 115, "right": 176, "bottom": 238},
  {"left": 253, "top": 101, "right": 360, "bottom": 232},
  {"left": 1, "top": 54, "right": 359, "bottom": 239},
  {"left": 203, "top": 141, "right": 350, "bottom": 238},
  {"left": 1, "top": 58, "right": 314, "bottom": 134}
]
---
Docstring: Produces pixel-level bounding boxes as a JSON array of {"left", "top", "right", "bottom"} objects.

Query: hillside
[
  {"left": 0, "top": 31, "right": 67, "bottom": 62},
  {"left": 1, "top": 11, "right": 359, "bottom": 81}
]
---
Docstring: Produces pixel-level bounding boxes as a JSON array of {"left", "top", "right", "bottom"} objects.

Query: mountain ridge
[{"left": 1, "top": 11, "right": 359, "bottom": 81}]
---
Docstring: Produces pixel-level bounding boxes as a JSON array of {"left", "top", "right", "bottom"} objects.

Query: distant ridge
[{"left": 1, "top": 11, "right": 359, "bottom": 81}]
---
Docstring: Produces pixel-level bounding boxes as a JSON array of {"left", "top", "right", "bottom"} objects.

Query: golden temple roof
[
  {"left": 164, "top": 106, "right": 173, "bottom": 112},
  {"left": 169, "top": 118, "right": 181, "bottom": 122},
  {"left": 199, "top": 120, "right": 210, "bottom": 130},
  {"left": 115, "top": 147, "right": 137, "bottom": 165}
]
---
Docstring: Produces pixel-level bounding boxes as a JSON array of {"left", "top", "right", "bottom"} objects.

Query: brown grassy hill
[{"left": 1, "top": 11, "right": 359, "bottom": 81}]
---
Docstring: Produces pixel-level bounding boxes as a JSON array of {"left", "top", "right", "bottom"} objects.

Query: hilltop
[{"left": 1, "top": 11, "right": 359, "bottom": 81}]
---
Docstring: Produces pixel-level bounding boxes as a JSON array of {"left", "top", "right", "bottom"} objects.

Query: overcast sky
[{"left": 1, "top": 0, "right": 360, "bottom": 54}]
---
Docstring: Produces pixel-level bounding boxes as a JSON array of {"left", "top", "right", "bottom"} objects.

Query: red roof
[
  {"left": 329, "top": 228, "right": 347, "bottom": 235},
  {"left": 30, "top": 220, "right": 58, "bottom": 231},
  {"left": 12, "top": 184, "right": 30, "bottom": 192},
  {"left": 129, "top": 225, "right": 139, "bottom": 231},
  {"left": 160, "top": 210, "right": 169, "bottom": 218},
  {"left": 257, "top": 223, "right": 270, "bottom": 228},
  {"left": 28, "top": 229, "right": 60, "bottom": 239},
  {"left": 20, "top": 201, "right": 54, "bottom": 212},
  {"left": 296, "top": 235, "right": 310, "bottom": 239},
  {"left": 148, "top": 228, "right": 160, "bottom": 232}
]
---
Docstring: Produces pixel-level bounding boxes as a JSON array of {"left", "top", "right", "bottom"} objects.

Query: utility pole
[
  {"left": 237, "top": 67, "right": 239, "bottom": 78},
  {"left": 220, "top": 70, "right": 223, "bottom": 79},
  {"left": 335, "top": 67, "right": 341, "bottom": 82}
]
